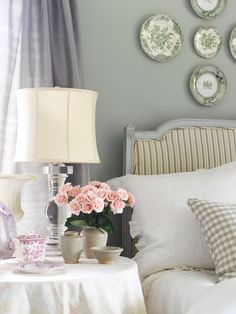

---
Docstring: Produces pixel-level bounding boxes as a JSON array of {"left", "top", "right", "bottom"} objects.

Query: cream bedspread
[{"left": 142, "top": 269, "right": 236, "bottom": 314}]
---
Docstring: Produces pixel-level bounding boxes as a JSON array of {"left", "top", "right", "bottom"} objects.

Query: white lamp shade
[{"left": 14, "top": 88, "right": 100, "bottom": 163}]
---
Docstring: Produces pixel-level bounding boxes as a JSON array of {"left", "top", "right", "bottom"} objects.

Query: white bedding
[
  {"left": 108, "top": 162, "right": 236, "bottom": 280},
  {"left": 143, "top": 269, "right": 236, "bottom": 314}
]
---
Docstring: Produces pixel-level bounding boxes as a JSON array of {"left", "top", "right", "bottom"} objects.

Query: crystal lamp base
[{"left": 43, "top": 163, "right": 73, "bottom": 256}]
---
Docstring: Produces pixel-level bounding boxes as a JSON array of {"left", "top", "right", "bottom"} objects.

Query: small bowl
[{"left": 90, "top": 246, "right": 123, "bottom": 264}]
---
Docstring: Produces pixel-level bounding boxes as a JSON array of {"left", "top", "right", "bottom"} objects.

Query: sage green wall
[{"left": 78, "top": 1, "right": 236, "bottom": 245}]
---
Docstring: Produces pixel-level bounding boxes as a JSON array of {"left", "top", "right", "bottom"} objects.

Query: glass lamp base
[
  {"left": 44, "top": 163, "right": 72, "bottom": 256},
  {"left": 45, "top": 243, "right": 62, "bottom": 257},
  {"left": 46, "top": 227, "right": 65, "bottom": 257},
  {"left": 45, "top": 200, "right": 68, "bottom": 256}
]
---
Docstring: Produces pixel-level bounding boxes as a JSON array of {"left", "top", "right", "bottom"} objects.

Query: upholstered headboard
[{"left": 122, "top": 118, "right": 236, "bottom": 257}]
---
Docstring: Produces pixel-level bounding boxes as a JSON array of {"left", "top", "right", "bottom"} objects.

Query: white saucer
[{"left": 17, "top": 261, "right": 64, "bottom": 274}]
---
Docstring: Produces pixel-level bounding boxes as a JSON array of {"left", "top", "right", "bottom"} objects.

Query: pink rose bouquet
[{"left": 55, "top": 181, "right": 135, "bottom": 234}]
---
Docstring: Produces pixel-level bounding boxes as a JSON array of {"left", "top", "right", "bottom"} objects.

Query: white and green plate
[
  {"left": 140, "top": 14, "right": 183, "bottom": 62},
  {"left": 194, "top": 26, "right": 222, "bottom": 58},
  {"left": 190, "top": 0, "right": 227, "bottom": 19},
  {"left": 229, "top": 26, "right": 236, "bottom": 60},
  {"left": 190, "top": 65, "right": 227, "bottom": 106}
]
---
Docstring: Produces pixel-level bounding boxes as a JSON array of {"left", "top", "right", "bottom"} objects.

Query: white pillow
[{"left": 108, "top": 161, "right": 236, "bottom": 279}]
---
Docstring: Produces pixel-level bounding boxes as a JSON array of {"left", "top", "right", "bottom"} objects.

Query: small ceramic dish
[{"left": 90, "top": 246, "right": 123, "bottom": 264}]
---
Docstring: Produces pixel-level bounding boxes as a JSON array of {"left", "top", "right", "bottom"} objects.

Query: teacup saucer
[{"left": 17, "top": 261, "right": 64, "bottom": 274}]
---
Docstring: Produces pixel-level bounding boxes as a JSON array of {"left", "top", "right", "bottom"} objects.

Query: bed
[{"left": 108, "top": 118, "right": 236, "bottom": 314}]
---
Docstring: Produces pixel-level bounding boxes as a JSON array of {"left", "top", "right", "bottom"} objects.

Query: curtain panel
[{"left": 0, "top": 0, "right": 88, "bottom": 235}]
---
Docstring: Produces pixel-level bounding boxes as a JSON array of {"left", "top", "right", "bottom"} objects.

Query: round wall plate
[
  {"left": 190, "top": 65, "right": 227, "bottom": 106},
  {"left": 190, "top": 0, "right": 227, "bottom": 19},
  {"left": 140, "top": 14, "right": 183, "bottom": 62},
  {"left": 194, "top": 26, "right": 222, "bottom": 58},
  {"left": 229, "top": 26, "right": 236, "bottom": 60}
]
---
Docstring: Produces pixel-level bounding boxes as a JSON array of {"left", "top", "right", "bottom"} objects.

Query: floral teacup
[{"left": 14, "top": 231, "right": 47, "bottom": 262}]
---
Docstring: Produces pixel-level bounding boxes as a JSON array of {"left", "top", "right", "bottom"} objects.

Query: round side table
[{"left": 0, "top": 256, "right": 147, "bottom": 314}]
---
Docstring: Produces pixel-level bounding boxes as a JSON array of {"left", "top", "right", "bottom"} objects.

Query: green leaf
[
  {"left": 97, "top": 215, "right": 115, "bottom": 234},
  {"left": 69, "top": 220, "right": 87, "bottom": 226}
]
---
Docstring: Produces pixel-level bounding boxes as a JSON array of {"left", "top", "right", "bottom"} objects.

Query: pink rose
[
  {"left": 110, "top": 199, "right": 126, "bottom": 214},
  {"left": 86, "top": 190, "right": 97, "bottom": 202},
  {"left": 100, "top": 182, "right": 111, "bottom": 191},
  {"left": 92, "top": 198, "right": 104, "bottom": 213},
  {"left": 81, "top": 202, "right": 93, "bottom": 214},
  {"left": 89, "top": 180, "right": 102, "bottom": 188},
  {"left": 68, "top": 186, "right": 81, "bottom": 197},
  {"left": 68, "top": 200, "right": 81, "bottom": 215},
  {"left": 81, "top": 184, "right": 97, "bottom": 194},
  {"left": 59, "top": 183, "right": 72, "bottom": 193},
  {"left": 117, "top": 188, "right": 129, "bottom": 201},
  {"left": 75, "top": 193, "right": 87, "bottom": 203},
  {"left": 107, "top": 191, "right": 118, "bottom": 202},
  {"left": 127, "top": 193, "right": 135, "bottom": 207},
  {"left": 55, "top": 192, "right": 68, "bottom": 206},
  {"left": 96, "top": 189, "right": 107, "bottom": 200}
]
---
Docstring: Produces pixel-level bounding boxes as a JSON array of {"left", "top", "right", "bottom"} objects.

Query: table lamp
[{"left": 14, "top": 87, "right": 100, "bottom": 255}]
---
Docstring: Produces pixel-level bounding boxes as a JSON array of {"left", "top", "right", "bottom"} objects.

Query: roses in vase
[{"left": 55, "top": 181, "right": 135, "bottom": 234}]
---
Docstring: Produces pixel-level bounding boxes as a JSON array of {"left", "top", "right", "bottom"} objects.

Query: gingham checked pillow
[{"left": 188, "top": 198, "right": 236, "bottom": 281}]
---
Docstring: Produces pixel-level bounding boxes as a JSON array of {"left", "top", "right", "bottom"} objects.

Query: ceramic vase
[
  {"left": 60, "top": 232, "right": 83, "bottom": 263},
  {"left": 0, "top": 175, "right": 33, "bottom": 259},
  {"left": 81, "top": 226, "right": 108, "bottom": 259},
  {"left": 0, "top": 174, "right": 33, "bottom": 222}
]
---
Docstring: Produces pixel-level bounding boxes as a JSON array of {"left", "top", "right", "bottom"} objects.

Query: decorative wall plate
[
  {"left": 190, "top": 0, "right": 227, "bottom": 19},
  {"left": 229, "top": 26, "right": 236, "bottom": 60},
  {"left": 194, "top": 26, "right": 222, "bottom": 58},
  {"left": 190, "top": 65, "right": 227, "bottom": 106},
  {"left": 140, "top": 14, "right": 183, "bottom": 62}
]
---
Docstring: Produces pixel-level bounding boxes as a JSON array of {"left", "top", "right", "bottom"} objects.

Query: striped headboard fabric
[{"left": 133, "top": 127, "right": 236, "bottom": 175}]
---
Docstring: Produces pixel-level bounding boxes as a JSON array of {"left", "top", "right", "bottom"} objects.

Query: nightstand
[{"left": 0, "top": 256, "right": 147, "bottom": 314}]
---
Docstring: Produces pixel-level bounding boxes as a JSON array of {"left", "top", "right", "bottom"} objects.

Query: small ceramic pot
[
  {"left": 60, "top": 233, "right": 83, "bottom": 264},
  {"left": 14, "top": 232, "right": 47, "bottom": 262},
  {"left": 81, "top": 227, "right": 108, "bottom": 259}
]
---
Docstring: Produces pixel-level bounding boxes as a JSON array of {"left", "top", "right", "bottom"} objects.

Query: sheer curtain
[
  {"left": 0, "top": 0, "right": 88, "bottom": 235},
  {"left": 0, "top": 1, "right": 22, "bottom": 173}
]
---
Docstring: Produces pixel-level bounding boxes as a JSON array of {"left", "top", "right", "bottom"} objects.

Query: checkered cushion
[{"left": 188, "top": 198, "right": 236, "bottom": 281}]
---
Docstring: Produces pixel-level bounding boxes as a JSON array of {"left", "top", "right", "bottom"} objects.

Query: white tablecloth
[{"left": 0, "top": 256, "right": 146, "bottom": 314}]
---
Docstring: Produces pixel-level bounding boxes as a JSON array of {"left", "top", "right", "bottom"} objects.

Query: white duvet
[{"left": 142, "top": 269, "right": 236, "bottom": 314}]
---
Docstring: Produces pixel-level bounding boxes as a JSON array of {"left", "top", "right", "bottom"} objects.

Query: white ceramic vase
[
  {"left": 81, "top": 226, "right": 108, "bottom": 259},
  {"left": 0, "top": 175, "right": 33, "bottom": 221},
  {"left": 0, "top": 175, "right": 33, "bottom": 259}
]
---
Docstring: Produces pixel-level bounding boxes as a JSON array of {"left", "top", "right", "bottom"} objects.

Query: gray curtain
[
  {"left": 19, "top": 0, "right": 89, "bottom": 186},
  {"left": 0, "top": 0, "right": 89, "bottom": 235}
]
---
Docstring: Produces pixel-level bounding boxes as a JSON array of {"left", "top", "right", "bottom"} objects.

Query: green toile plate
[
  {"left": 140, "top": 14, "right": 183, "bottom": 62},
  {"left": 229, "top": 26, "right": 236, "bottom": 60},
  {"left": 190, "top": 65, "right": 227, "bottom": 106},
  {"left": 194, "top": 26, "right": 222, "bottom": 58},
  {"left": 190, "top": 0, "right": 227, "bottom": 19}
]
